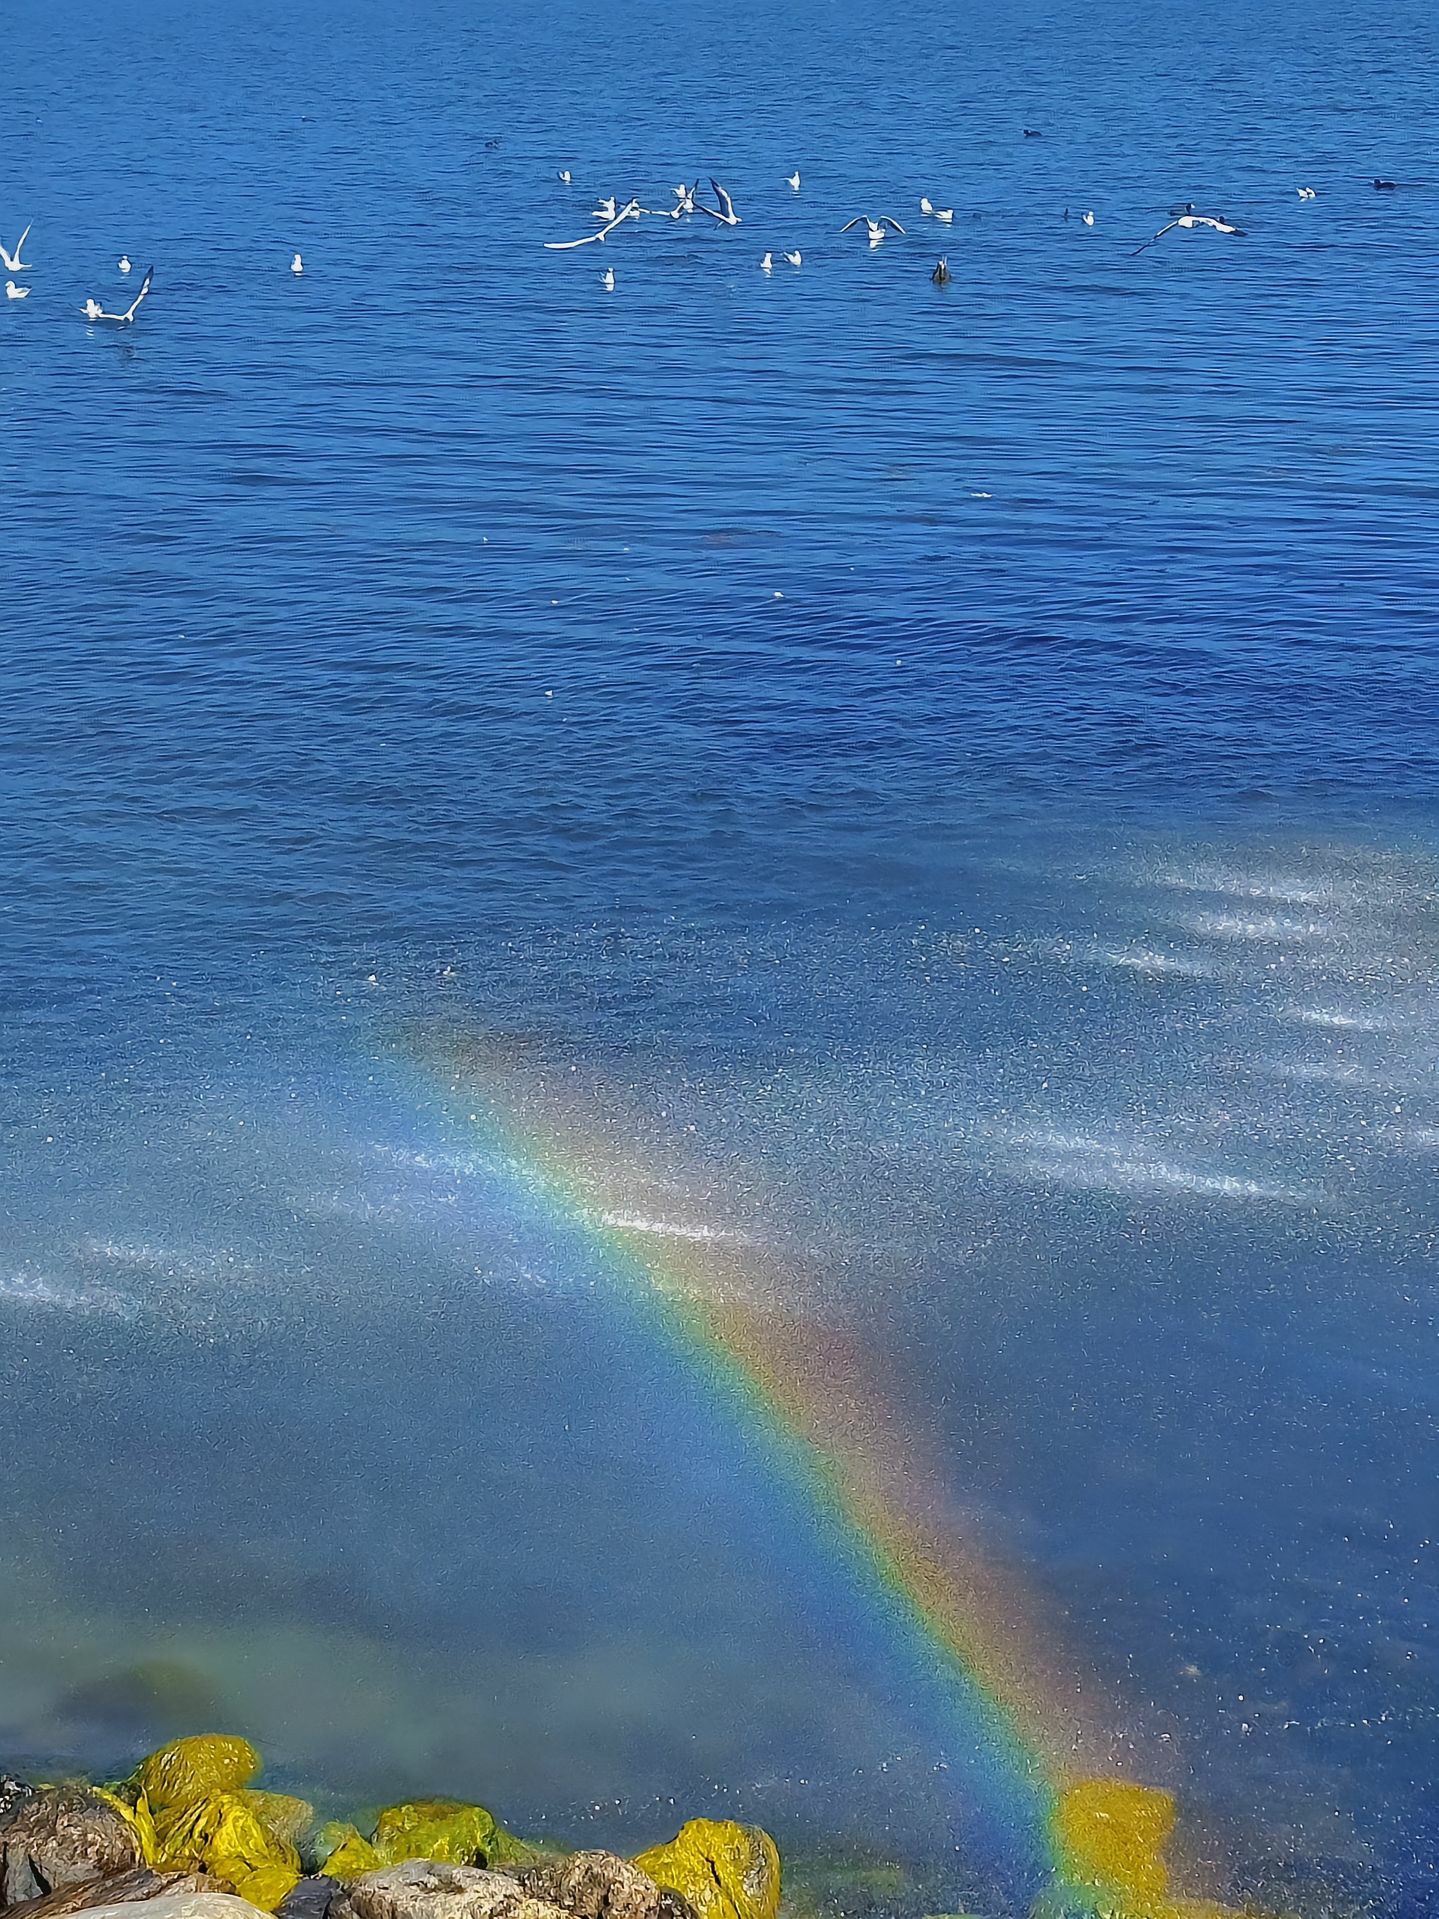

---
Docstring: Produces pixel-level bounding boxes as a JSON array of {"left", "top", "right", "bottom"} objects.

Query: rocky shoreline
[{"left": 0, "top": 1740, "right": 783, "bottom": 1919}]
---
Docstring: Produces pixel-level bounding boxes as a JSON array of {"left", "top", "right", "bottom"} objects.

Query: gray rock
[
  {"left": 274, "top": 1879, "right": 340, "bottom": 1919},
  {"left": 70, "top": 1896, "right": 271, "bottom": 1919},
  {"left": 0, "top": 1789, "right": 143, "bottom": 1907},
  {"left": 4, "top": 1868, "right": 216, "bottom": 1919},
  {"left": 330, "top": 1863, "right": 572, "bottom": 1919},
  {"left": 518, "top": 1855, "right": 663, "bottom": 1919}
]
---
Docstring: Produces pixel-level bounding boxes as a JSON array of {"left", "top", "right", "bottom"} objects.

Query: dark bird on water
[
  {"left": 1023, "top": 127, "right": 1043, "bottom": 137},
  {"left": 1373, "top": 177, "right": 1397, "bottom": 189},
  {"left": 932, "top": 256, "right": 951, "bottom": 284}
]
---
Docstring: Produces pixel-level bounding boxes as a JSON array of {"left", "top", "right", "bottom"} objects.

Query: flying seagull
[
  {"left": 841, "top": 215, "right": 906, "bottom": 242},
  {"left": 544, "top": 199, "right": 642, "bottom": 248},
  {"left": 0, "top": 224, "right": 33, "bottom": 272},
  {"left": 696, "top": 179, "right": 741, "bottom": 226},
  {"left": 1132, "top": 212, "right": 1245, "bottom": 254},
  {"left": 118, "top": 254, "right": 132, "bottom": 273},
  {"left": 931, "top": 257, "right": 951, "bottom": 285},
  {"left": 82, "top": 265, "right": 154, "bottom": 324},
  {"left": 5, "top": 280, "right": 29, "bottom": 300}
]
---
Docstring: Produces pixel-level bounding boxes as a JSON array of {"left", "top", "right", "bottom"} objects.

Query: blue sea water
[{"left": 2, "top": 0, "right": 1438, "bottom": 1910}]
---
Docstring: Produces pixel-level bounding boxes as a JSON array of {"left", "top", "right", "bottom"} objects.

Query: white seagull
[
  {"left": 544, "top": 198, "right": 642, "bottom": 248},
  {"left": 0, "top": 224, "right": 33, "bottom": 272},
  {"left": 920, "top": 197, "right": 934, "bottom": 215},
  {"left": 697, "top": 179, "right": 741, "bottom": 226},
  {"left": 787, "top": 171, "right": 801, "bottom": 190},
  {"left": 783, "top": 249, "right": 802, "bottom": 266},
  {"left": 601, "top": 266, "right": 615, "bottom": 290},
  {"left": 557, "top": 169, "right": 573, "bottom": 184},
  {"left": 1082, "top": 210, "right": 1095, "bottom": 225},
  {"left": 118, "top": 254, "right": 132, "bottom": 273},
  {"left": 672, "top": 182, "right": 698, "bottom": 213},
  {"left": 5, "top": 280, "right": 28, "bottom": 300},
  {"left": 1297, "top": 186, "right": 1317, "bottom": 199},
  {"left": 291, "top": 252, "right": 304, "bottom": 274},
  {"left": 934, "top": 207, "right": 954, "bottom": 223},
  {"left": 592, "top": 196, "right": 618, "bottom": 222},
  {"left": 841, "top": 215, "right": 906, "bottom": 243},
  {"left": 760, "top": 252, "right": 774, "bottom": 271},
  {"left": 82, "top": 265, "right": 153, "bottom": 324},
  {"left": 1133, "top": 211, "right": 1246, "bottom": 254}
]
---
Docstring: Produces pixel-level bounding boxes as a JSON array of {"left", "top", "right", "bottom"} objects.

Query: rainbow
[{"left": 391, "top": 1025, "right": 1215, "bottom": 1919}]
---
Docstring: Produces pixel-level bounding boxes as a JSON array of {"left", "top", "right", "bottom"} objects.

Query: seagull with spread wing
[
  {"left": 696, "top": 179, "right": 741, "bottom": 226},
  {"left": 82, "top": 266, "right": 154, "bottom": 324},
  {"left": 544, "top": 200, "right": 642, "bottom": 249},
  {"left": 0, "top": 224, "right": 33, "bottom": 273},
  {"left": 841, "top": 215, "right": 906, "bottom": 244},
  {"left": 1132, "top": 212, "right": 1246, "bottom": 254}
]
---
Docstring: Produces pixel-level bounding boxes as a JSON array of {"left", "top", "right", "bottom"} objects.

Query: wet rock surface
[
  {"left": 517, "top": 1854, "right": 664, "bottom": 1919},
  {"left": 0, "top": 1791, "right": 144, "bottom": 1907},
  {"left": 330, "top": 1864, "right": 570, "bottom": 1919}
]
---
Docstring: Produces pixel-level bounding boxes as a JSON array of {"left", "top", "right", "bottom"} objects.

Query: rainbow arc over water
[{"left": 396, "top": 1024, "right": 1230, "bottom": 1919}]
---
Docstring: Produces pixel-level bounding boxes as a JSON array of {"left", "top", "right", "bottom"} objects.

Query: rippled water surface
[{"left": 3, "top": 0, "right": 1438, "bottom": 1911}]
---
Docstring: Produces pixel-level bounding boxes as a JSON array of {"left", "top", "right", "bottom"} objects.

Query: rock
[
  {"left": 151, "top": 1793, "right": 300, "bottom": 1911},
  {"left": 0, "top": 1779, "right": 36, "bottom": 1827},
  {"left": 1, "top": 1789, "right": 145, "bottom": 1907},
  {"left": 630, "top": 1824, "right": 779, "bottom": 1919},
  {"left": 371, "top": 1809, "right": 496, "bottom": 1872},
  {"left": 519, "top": 1854, "right": 664, "bottom": 1919},
  {"left": 133, "top": 1742, "right": 262, "bottom": 1820},
  {"left": 72, "top": 1895, "right": 272, "bottom": 1919},
  {"left": 311, "top": 1835, "right": 379, "bottom": 1888},
  {"left": 330, "top": 1862, "right": 571, "bottom": 1919},
  {"left": 272, "top": 1878, "right": 339, "bottom": 1919},
  {"left": 4, "top": 1868, "right": 216, "bottom": 1919}
]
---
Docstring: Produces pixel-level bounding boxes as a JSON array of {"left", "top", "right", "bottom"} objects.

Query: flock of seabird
[
  {"left": 0, "top": 169, "right": 1415, "bottom": 321},
  {"left": 535, "top": 166, "right": 1412, "bottom": 289}
]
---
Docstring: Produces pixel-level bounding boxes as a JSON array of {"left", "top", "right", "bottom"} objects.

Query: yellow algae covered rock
[
  {"left": 316, "top": 1828, "right": 383, "bottom": 1884},
  {"left": 153, "top": 1793, "right": 300, "bottom": 1911},
  {"left": 237, "top": 1796, "right": 314, "bottom": 1851},
  {"left": 372, "top": 1805, "right": 500, "bottom": 1870},
  {"left": 631, "top": 1821, "right": 779, "bottom": 1919},
  {"left": 94, "top": 1785, "right": 160, "bottom": 1866},
  {"left": 135, "top": 1742, "right": 262, "bottom": 1819}
]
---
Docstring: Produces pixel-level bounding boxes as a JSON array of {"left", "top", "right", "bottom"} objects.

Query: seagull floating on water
[
  {"left": 118, "top": 254, "right": 132, "bottom": 273},
  {"left": 783, "top": 249, "right": 802, "bottom": 267},
  {"left": 544, "top": 199, "right": 642, "bottom": 248},
  {"left": 601, "top": 266, "right": 615, "bottom": 290},
  {"left": 0, "top": 225, "right": 33, "bottom": 272},
  {"left": 697, "top": 179, "right": 741, "bottom": 226},
  {"left": 934, "top": 207, "right": 954, "bottom": 223},
  {"left": 592, "top": 196, "right": 618, "bottom": 223},
  {"left": 931, "top": 257, "right": 951, "bottom": 285},
  {"left": 82, "top": 265, "right": 153, "bottom": 325},
  {"left": 842, "top": 215, "right": 906, "bottom": 243},
  {"left": 1297, "top": 186, "right": 1317, "bottom": 199},
  {"left": 1082, "top": 210, "right": 1095, "bottom": 225},
  {"left": 1132, "top": 212, "right": 1245, "bottom": 254},
  {"left": 5, "top": 280, "right": 28, "bottom": 300},
  {"left": 760, "top": 252, "right": 774, "bottom": 271},
  {"left": 291, "top": 252, "right": 304, "bottom": 274},
  {"left": 557, "top": 169, "right": 573, "bottom": 184},
  {"left": 787, "top": 171, "right": 801, "bottom": 190}
]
